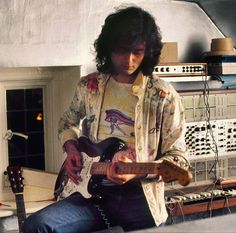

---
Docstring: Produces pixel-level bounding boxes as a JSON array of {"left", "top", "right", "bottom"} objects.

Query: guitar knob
[
  {"left": 118, "top": 142, "right": 126, "bottom": 150},
  {"left": 173, "top": 156, "right": 179, "bottom": 162}
]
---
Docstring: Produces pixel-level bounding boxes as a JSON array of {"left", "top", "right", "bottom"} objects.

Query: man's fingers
[
  {"left": 116, "top": 154, "right": 133, "bottom": 163},
  {"left": 75, "top": 157, "right": 83, "bottom": 167},
  {"left": 69, "top": 165, "right": 83, "bottom": 172},
  {"left": 107, "top": 163, "right": 127, "bottom": 185},
  {"left": 68, "top": 170, "right": 82, "bottom": 184},
  {"left": 66, "top": 165, "right": 83, "bottom": 183}
]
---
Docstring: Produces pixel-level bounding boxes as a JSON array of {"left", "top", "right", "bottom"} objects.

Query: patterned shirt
[{"left": 58, "top": 71, "right": 189, "bottom": 226}]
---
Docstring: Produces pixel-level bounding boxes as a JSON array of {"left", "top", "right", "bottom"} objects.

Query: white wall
[{"left": 0, "top": 0, "right": 223, "bottom": 75}]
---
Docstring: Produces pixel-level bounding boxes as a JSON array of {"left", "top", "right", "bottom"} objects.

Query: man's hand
[
  {"left": 107, "top": 148, "right": 146, "bottom": 185},
  {"left": 63, "top": 140, "right": 83, "bottom": 184}
]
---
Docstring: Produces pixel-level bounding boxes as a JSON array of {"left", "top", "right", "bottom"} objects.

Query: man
[{"left": 22, "top": 6, "right": 189, "bottom": 233}]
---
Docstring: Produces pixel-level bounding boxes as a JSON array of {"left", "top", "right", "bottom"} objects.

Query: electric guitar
[
  {"left": 54, "top": 136, "right": 192, "bottom": 199},
  {"left": 6, "top": 166, "right": 26, "bottom": 233}
]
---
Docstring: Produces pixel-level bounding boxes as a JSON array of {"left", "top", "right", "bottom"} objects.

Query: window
[{"left": 6, "top": 88, "right": 45, "bottom": 170}]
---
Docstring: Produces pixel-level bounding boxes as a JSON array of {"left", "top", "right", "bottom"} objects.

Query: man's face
[{"left": 111, "top": 42, "right": 146, "bottom": 76}]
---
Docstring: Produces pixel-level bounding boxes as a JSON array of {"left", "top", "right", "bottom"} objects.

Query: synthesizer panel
[
  {"left": 181, "top": 92, "right": 236, "bottom": 122},
  {"left": 185, "top": 119, "right": 236, "bottom": 159},
  {"left": 167, "top": 91, "right": 236, "bottom": 188}
]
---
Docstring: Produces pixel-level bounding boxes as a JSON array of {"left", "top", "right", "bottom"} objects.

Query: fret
[
  {"left": 114, "top": 162, "right": 160, "bottom": 174},
  {"left": 15, "top": 194, "right": 26, "bottom": 232},
  {"left": 15, "top": 194, "right": 26, "bottom": 215}
]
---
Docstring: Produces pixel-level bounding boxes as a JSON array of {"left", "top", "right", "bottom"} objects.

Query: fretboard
[
  {"left": 90, "top": 162, "right": 160, "bottom": 175},
  {"left": 90, "top": 159, "right": 192, "bottom": 186},
  {"left": 15, "top": 193, "right": 26, "bottom": 233}
]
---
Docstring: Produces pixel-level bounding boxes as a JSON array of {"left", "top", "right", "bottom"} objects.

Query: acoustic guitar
[{"left": 6, "top": 166, "right": 26, "bottom": 233}]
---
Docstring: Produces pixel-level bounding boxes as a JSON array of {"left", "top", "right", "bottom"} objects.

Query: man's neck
[{"left": 113, "top": 72, "right": 138, "bottom": 84}]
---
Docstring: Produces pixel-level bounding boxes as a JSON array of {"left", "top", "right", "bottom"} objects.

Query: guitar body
[{"left": 55, "top": 136, "right": 126, "bottom": 199}]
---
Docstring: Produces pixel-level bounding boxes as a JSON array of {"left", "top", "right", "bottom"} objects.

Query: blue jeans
[{"left": 22, "top": 184, "right": 156, "bottom": 233}]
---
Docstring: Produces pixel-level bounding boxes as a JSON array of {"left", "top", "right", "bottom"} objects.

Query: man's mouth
[{"left": 123, "top": 65, "right": 133, "bottom": 70}]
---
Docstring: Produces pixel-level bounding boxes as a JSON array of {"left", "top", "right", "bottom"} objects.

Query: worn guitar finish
[
  {"left": 55, "top": 136, "right": 192, "bottom": 199},
  {"left": 6, "top": 166, "right": 26, "bottom": 233}
]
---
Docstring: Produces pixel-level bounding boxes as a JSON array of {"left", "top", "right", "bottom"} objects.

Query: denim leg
[
  {"left": 22, "top": 193, "right": 106, "bottom": 233},
  {"left": 102, "top": 187, "right": 156, "bottom": 232},
  {"left": 117, "top": 191, "right": 155, "bottom": 231}
]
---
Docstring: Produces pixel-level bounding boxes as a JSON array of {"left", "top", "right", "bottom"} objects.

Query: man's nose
[{"left": 125, "top": 52, "right": 134, "bottom": 63}]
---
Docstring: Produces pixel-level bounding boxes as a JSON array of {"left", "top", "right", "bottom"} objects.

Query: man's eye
[{"left": 133, "top": 50, "right": 144, "bottom": 55}]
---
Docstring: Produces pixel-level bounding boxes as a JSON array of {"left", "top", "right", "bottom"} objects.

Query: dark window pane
[
  {"left": 26, "top": 89, "right": 43, "bottom": 109},
  {"left": 27, "top": 133, "right": 44, "bottom": 154},
  {"left": 26, "top": 111, "right": 44, "bottom": 131},
  {"left": 8, "top": 137, "right": 27, "bottom": 156},
  {"left": 6, "top": 90, "right": 25, "bottom": 110},
  {"left": 9, "top": 157, "right": 27, "bottom": 167},
  {"left": 28, "top": 156, "right": 45, "bottom": 170},
  {"left": 7, "top": 112, "right": 25, "bottom": 132}
]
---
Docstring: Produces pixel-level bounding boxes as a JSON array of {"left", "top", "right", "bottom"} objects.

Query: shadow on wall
[
  {"left": 184, "top": 0, "right": 236, "bottom": 47},
  {"left": 183, "top": 40, "right": 206, "bottom": 62}
]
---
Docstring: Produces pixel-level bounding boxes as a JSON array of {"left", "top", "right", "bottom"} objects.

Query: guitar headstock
[
  {"left": 159, "top": 159, "right": 192, "bottom": 186},
  {"left": 6, "top": 166, "right": 24, "bottom": 194}
]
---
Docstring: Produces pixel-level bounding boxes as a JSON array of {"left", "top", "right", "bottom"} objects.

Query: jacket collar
[{"left": 132, "top": 72, "right": 148, "bottom": 97}]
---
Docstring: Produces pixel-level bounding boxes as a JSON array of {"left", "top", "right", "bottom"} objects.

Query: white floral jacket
[{"left": 58, "top": 72, "right": 188, "bottom": 226}]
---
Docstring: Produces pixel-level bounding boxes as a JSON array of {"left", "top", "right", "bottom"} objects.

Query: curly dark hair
[{"left": 94, "top": 6, "right": 163, "bottom": 76}]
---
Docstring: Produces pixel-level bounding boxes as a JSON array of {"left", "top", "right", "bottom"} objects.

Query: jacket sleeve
[
  {"left": 58, "top": 79, "right": 86, "bottom": 146},
  {"left": 160, "top": 89, "right": 189, "bottom": 165}
]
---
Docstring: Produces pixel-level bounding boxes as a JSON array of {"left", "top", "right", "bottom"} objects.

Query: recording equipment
[
  {"left": 208, "top": 62, "right": 236, "bottom": 75},
  {"left": 205, "top": 55, "right": 236, "bottom": 75},
  {"left": 153, "top": 63, "right": 207, "bottom": 76},
  {"left": 165, "top": 89, "right": 236, "bottom": 219},
  {"left": 205, "top": 55, "right": 236, "bottom": 63}
]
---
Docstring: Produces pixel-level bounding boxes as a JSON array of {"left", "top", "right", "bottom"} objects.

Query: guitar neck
[
  {"left": 90, "top": 162, "right": 160, "bottom": 175},
  {"left": 15, "top": 193, "right": 26, "bottom": 232}
]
